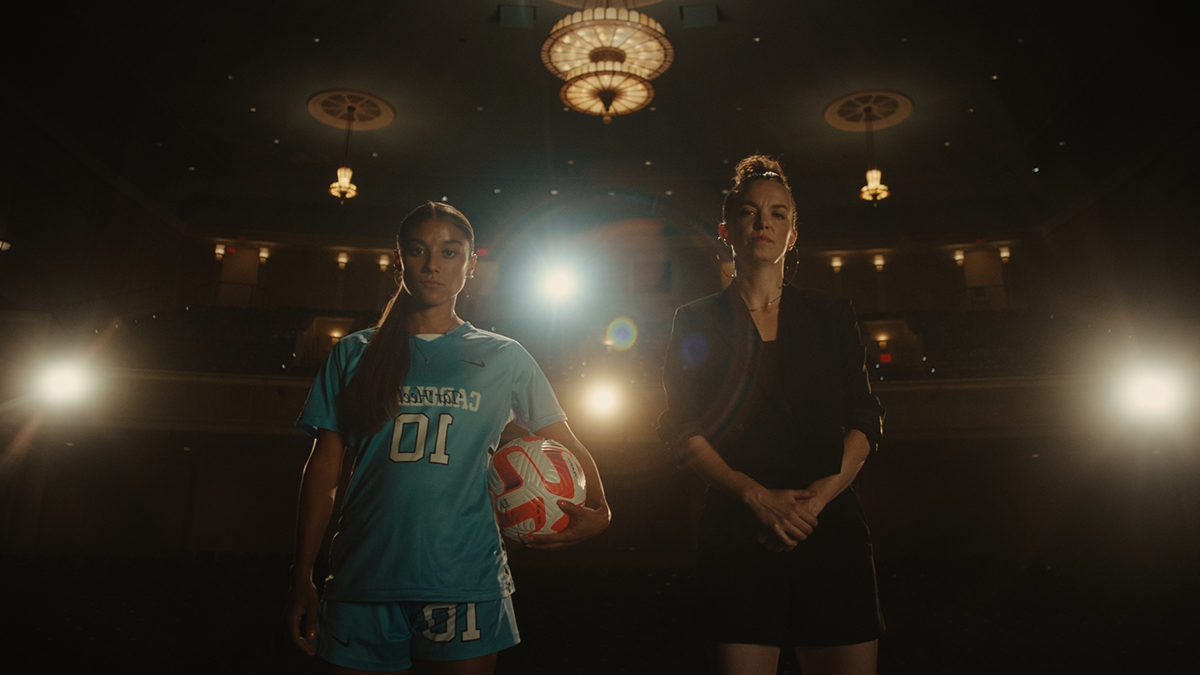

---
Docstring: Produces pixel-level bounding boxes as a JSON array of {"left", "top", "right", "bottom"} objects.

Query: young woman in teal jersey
[{"left": 286, "top": 202, "right": 610, "bottom": 674}]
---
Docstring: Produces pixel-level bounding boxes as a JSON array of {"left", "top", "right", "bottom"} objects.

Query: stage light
[
  {"left": 36, "top": 362, "right": 92, "bottom": 406},
  {"left": 1116, "top": 365, "right": 1188, "bottom": 422},
  {"left": 540, "top": 267, "right": 578, "bottom": 302},
  {"left": 587, "top": 384, "right": 620, "bottom": 416}
]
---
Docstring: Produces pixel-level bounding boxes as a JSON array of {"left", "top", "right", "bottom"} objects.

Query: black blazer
[{"left": 658, "top": 284, "right": 884, "bottom": 483}]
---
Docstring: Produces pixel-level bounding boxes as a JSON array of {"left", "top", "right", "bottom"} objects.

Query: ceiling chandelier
[
  {"left": 307, "top": 90, "right": 395, "bottom": 202},
  {"left": 824, "top": 90, "right": 912, "bottom": 204},
  {"left": 541, "top": 1, "right": 674, "bottom": 124}
]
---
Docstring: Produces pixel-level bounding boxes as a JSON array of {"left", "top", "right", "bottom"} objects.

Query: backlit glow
[
  {"left": 587, "top": 384, "right": 620, "bottom": 416},
  {"left": 1117, "top": 366, "right": 1188, "bottom": 421},
  {"left": 540, "top": 268, "right": 579, "bottom": 302},
  {"left": 37, "top": 362, "right": 91, "bottom": 405}
]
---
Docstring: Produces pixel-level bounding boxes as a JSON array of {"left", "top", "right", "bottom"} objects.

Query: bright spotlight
[
  {"left": 37, "top": 362, "right": 92, "bottom": 405},
  {"left": 1117, "top": 366, "right": 1187, "bottom": 421},
  {"left": 540, "top": 267, "right": 578, "bottom": 302},
  {"left": 587, "top": 384, "right": 620, "bottom": 416}
]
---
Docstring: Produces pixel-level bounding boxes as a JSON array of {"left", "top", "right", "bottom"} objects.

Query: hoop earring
[
  {"left": 783, "top": 247, "right": 799, "bottom": 286},
  {"left": 715, "top": 254, "right": 735, "bottom": 279}
]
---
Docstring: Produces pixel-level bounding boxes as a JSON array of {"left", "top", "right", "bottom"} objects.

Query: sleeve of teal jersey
[
  {"left": 510, "top": 342, "right": 567, "bottom": 433},
  {"left": 296, "top": 339, "right": 349, "bottom": 438}
]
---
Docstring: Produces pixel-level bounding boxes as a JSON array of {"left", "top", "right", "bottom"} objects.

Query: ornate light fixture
[
  {"left": 861, "top": 168, "right": 889, "bottom": 202},
  {"left": 824, "top": 90, "right": 912, "bottom": 204},
  {"left": 330, "top": 165, "right": 357, "bottom": 202},
  {"left": 307, "top": 90, "right": 394, "bottom": 202},
  {"left": 541, "top": 1, "right": 673, "bottom": 124}
]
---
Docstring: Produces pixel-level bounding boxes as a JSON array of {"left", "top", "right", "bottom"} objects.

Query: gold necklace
[
  {"left": 747, "top": 293, "right": 782, "bottom": 312},
  {"left": 736, "top": 281, "right": 783, "bottom": 312}
]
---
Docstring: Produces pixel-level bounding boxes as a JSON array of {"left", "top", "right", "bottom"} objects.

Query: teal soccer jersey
[{"left": 297, "top": 323, "right": 566, "bottom": 602}]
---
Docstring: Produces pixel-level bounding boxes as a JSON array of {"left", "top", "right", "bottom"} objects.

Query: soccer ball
[{"left": 488, "top": 436, "right": 587, "bottom": 540}]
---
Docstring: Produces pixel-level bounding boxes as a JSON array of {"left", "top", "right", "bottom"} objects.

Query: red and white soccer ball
[{"left": 488, "top": 436, "right": 587, "bottom": 540}]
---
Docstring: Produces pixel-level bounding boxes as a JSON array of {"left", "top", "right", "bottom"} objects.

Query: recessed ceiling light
[
  {"left": 494, "top": 188, "right": 501, "bottom": 193},
  {"left": 227, "top": 75, "right": 233, "bottom": 80},
  {"left": 250, "top": 107, "right": 257, "bottom": 112},
  {"left": 722, "top": 159, "right": 730, "bottom": 164},
  {"left": 944, "top": 141, "right": 951, "bottom": 147},
  {"left": 736, "top": 107, "right": 743, "bottom": 111},
  {"left": 372, "top": 152, "right": 378, "bottom": 157},
  {"left": 901, "top": 37, "right": 909, "bottom": 42},
  {"left": 1032, "top": 167, "right": 1039, "bottom": 172},
  {"left": 991, "top": 75, "right": 998, "bottom": 80},
  {"left": 273, "top": 139, "right": 280, "bottom": 144},
  {"left": 476, "top": 107, "right": 483, "bottom": 111},
  {"left": 1058, "top": 141, "right": 1067, "bottom": 146},
  {"left": 644, "top": 161, "right": 652, "bottom": 166},
  {"left": 563, "top": 107, "right": 569, "bottom": 112},
  {"left": 313, "top": 38, "right": 320, "bottom": 42},
  {"left": 188, "top": 166, "right": 195, "bottom": 171},
  {"left": 665, "top": 190, "right": 673, "bottom": 195},
  {"left": 721, "top": 189, "right": 729, "bottom": 194},
  {"left": 567, "top": 160, "right": 574, "bottom": 164},
  {"left": 441, "top": 196, "right": 448, "bottom": 201},
  {"left": 968, "top": 108, "right": 975, "bottom": 113},
  {"left": 551, "top": 190, "right": 559, "bottom": 195},
  {"left": 753, "top": 37, "right": 761, "bottom": 42},
  {"left": 650, "top": 107, "right": 656, "bottom": 111}
]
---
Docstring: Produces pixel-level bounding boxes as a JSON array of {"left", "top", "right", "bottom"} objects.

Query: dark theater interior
[{"left": 1, "top": 1, "right": 1197, "bottom": 673}]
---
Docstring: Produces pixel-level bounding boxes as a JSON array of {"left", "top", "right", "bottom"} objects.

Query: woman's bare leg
[
  {"left": 706, "top": 642, "right": 780, "bottom": 675},
  {"left": 794, "top": 639, "right": 877, "bottom": 675}
]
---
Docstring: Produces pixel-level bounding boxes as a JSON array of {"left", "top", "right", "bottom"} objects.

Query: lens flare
[
  {"left": 605, "top": 317, "right": 638, "bottom": 351},
  {"left": 37, "top": 362, "right": 91, "bottom": 405},
  {"left": 540, "top": 268, "right": 578, "bottom": 302},
  {"left": 587, "top": 384, "right": 620, "bottom": 416},
  {"left": 1118, "top": 366, "right": 1187, "bottom": 421}
]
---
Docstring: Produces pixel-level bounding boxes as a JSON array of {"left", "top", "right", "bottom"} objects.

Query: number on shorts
[
  {"left": 421, "top": 602, "right": 480, "bottom": 642},
  {"left": 390, "top": 413, "right": 455, "bottom": 464}
]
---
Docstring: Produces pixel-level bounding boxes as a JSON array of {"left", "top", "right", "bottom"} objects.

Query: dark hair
[
  {"left": 340, "top": 201, "right": 475, "bottom": 439},
  {"left": 720, "top": 154, "right": 797, "bottom": 229}
]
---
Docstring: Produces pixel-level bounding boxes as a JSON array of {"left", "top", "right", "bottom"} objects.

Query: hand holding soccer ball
[{"left": 488, "top": 436, "right": 588, "bottom": 541}]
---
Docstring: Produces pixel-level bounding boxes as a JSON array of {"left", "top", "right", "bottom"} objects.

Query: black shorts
[{"left": 694, "top": 490, "right": 884, "bottom": 648}]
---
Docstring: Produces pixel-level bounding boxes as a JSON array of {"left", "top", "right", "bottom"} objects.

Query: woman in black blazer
[{"left": 658, "top": 155, "right": 885, "bottom": 675}]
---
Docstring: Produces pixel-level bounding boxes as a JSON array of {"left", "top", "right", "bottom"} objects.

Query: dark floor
[
  {"left": 4, "top": 552, "right": 1197, "bottom": 674},
  {"left": 5, "top": 435, "right": 1198, "bottom": 673}
]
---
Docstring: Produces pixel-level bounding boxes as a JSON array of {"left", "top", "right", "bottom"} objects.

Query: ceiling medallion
[
  {"left": 541, "top": 2, "right": 674, "bottom": 123},
  {"left": 823, "top": 91, "right": 913, "bottom": 132},
  {"left": 824, "top": 90, "right": 913, "bottom": 204},
  {"left": 307, "top": 90, "right": 395, "bottom": 202}
]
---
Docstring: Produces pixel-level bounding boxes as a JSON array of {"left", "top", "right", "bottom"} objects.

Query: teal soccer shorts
[{"left": 317, "top": 597, "right": 519, "bottom": 671}]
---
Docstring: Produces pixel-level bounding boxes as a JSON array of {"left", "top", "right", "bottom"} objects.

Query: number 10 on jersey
[{"left": 390, "top": 412, "right": 454, "bottom": 464}]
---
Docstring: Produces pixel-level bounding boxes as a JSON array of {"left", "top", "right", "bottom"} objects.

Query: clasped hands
[{"left": 748, "top": 487, "right": 823, "bottom": 552}]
